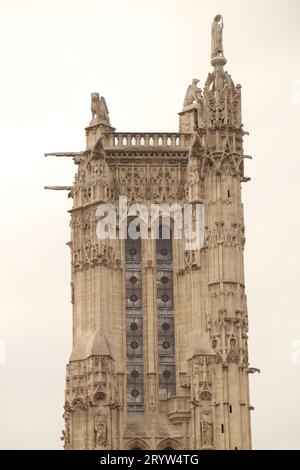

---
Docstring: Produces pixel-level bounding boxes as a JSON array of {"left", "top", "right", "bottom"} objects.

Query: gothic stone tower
[{"left": 46, "top": 15, "right": 257, "bottom": 450}]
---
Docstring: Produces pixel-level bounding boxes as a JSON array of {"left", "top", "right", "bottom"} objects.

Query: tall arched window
[
  {"left": 126, "top": 230, "right": 144, "bottom": 412},
  {"left": 156, "top": 225, "right": 176, "bottom": 398}
]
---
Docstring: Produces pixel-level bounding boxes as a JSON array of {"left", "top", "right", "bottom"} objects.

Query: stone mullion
[
  {"left": 142, "top": 237, "right": 158, "bottom": 413},
  {"left": 118, "top": 237, "right": 127, "bottom": 413},
  {"left": 120, "top": 247, "right": 128, "bottom": 427},
  {"left": 109, "top": 236, "right": 125, "bottom": 449},
  {"left": 172, "top": 239, "right": 182, "bottom": 394}
]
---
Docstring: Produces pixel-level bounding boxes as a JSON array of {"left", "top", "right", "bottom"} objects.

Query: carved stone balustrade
[
  {"left": 159, "top": 395, "right": 191, "bottom": 424},
  {"left": 102, "top": 132, "right": 192, "bottom": 149}
]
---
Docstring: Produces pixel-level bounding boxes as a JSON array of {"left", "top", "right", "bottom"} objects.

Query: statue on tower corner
[
  {"left": 183, "top": 78, "right": 202, "bottom": 108},
  {"left": 211, "top": 14, "right": 224, "bottom": 59},
  {"left": 90, "top": 92, "right": 111, "bottom": 126}
]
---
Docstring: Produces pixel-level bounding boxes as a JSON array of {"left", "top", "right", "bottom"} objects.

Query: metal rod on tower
[
  {"left": 44, "top": 152, "right": 84, "bottom": 158},
  {"left": 44, "top": 186, "right": 73, "bottom": 190}
]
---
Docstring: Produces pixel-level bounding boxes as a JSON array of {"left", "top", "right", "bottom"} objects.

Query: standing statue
[
  {"left": 201, "top": 408, "right": 213, "bottom": 448},
  {"left": 211, "top": 14, "right": 224, "bottom": 59},
  {"left": 94, "top": 413, "right": 107, "bottom": 449}
]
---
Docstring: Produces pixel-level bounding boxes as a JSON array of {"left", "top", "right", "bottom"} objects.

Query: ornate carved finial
[
  {"left": 62, "top": 410, "right": 70, "bottom": 449},
  {"left": 211, "top": 14, "right": 226, "bottom": 66},
  {"left": 90, "top": 92, "right": 111, "bottom": 126}
]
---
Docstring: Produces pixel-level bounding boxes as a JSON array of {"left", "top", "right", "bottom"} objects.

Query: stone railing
[
  {"left": 103, "top": 132, "right": 192, "bottom": 149},
  {"left": 159, "top": 395, "right": 191, "bottom": 424}
]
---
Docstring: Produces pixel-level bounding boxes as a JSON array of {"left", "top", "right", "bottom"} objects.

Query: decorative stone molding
[
  {"left": 164, "top": 396, "right": 191, "bottom": 424},
  {"left": 204, "top": 223, "right": 245, "bottom": 248},
  {"left": 65, "top": 355, "right": 116, "bottom": 408},
  {"left": 112, "top": 163, "right": 186, "bottom": 203},
  {"left": 208, "top": 282, "right": 245, "bottom": 298},
  {"left": 102, "top": 132, "right": 192, "bottom": 149},
  {"left": 60, "top": 410, "right": 71, "bottom": 450},
  {"left": 208, "top": 309, "right": 249, "bottom": 366}
]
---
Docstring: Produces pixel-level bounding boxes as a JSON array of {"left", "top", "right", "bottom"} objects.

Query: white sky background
[{"left": 0, "top": 0, "right": 299, "bottom": 449}]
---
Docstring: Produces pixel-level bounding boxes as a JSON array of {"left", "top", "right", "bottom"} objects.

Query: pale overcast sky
[{"left": 0, "top": 0, "right": 300, "bottom": 449}]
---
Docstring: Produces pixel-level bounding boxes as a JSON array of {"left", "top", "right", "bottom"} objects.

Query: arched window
[
  {"left": 156, "top": 438, "right": 181, "bottom": 450},
  {"left": 126, "top": 438, "right": 150, "bottom": 450},
  {"left": 126, "top": 228, "right": 144, "bottom": 413},
  {"left": 156, "top": 225, "right": 176, "bottom": 399}
]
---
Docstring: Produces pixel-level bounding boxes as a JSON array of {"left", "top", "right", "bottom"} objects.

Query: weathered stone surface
[{"left": 48, "top": 15, "right": 253, "bottom": 450}]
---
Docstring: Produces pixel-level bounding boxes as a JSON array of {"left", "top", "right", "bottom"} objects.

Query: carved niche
[
  {"left": 70, "top": 209, "right": 116, "bottom": 272},
  {"left": 113, "top": 164, "right": 184, "bottom": 204},
  {"left": 65, "top": 355, "right": 116, "bottom": 410},
  {"left": 207, "top": 309, "right": 249, "bottom": 366}
]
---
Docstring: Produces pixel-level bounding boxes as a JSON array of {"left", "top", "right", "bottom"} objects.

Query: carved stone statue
[
  {"left": 211, "top": 14, "right": 224, "bottom": 59},
  {"left": 183, "top": 79, "right": 202, "bottom": 108},
  {"left": 91, "top": 93, "right": 111, "bottom": 125},
  {"left": 227, "top": 336, "right": 239, "bottom": 363},
  {"left": 201, "top": 408, "right": 213, "bottom": 448},
  {"left": 94, "top": 412, "right": 107, "bottom": 449}
]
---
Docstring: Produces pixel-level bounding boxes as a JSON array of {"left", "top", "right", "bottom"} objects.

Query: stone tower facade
[{"left": 47, "top": 16, "right": 257, "bottom": 450}]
